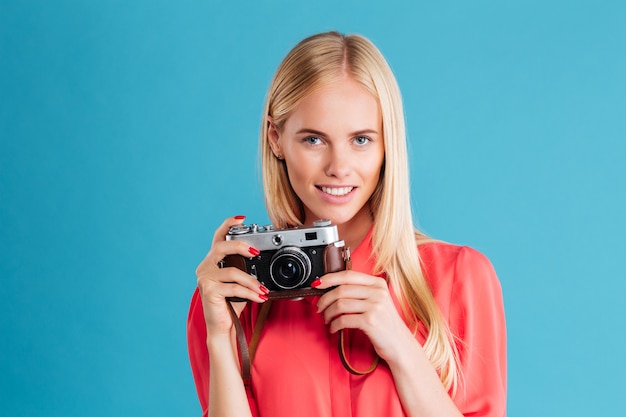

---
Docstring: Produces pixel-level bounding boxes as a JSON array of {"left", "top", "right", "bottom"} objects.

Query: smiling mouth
[{"left": 319, "top": 186, "right": 354, "bottom": 196}]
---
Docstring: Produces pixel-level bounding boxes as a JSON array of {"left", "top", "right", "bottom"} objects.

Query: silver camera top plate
[{"left": 226, "top": 220, "right": 339, "bottom": 251}]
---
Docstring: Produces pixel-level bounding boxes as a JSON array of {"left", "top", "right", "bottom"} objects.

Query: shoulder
[
  {"left": 418, "top": 241, "right": 493, "bottom": 271},
  {"left": 418, "top": 241, "right": 495, "bottom": 277},
  {"left": 417, "top": 242, "right": 501, "bottom": 309}
]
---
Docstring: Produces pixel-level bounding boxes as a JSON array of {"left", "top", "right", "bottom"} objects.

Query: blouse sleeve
[
  {"left": 186, "top": 288, "right": 260, "bottom": 417},
  {"left": 449, "top": 247, "right": 507, "bottom": 416}
]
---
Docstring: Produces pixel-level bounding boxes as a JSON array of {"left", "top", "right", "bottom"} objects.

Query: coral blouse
[{"left": 187, "top": 229, "right": 507, "bottom": 416}]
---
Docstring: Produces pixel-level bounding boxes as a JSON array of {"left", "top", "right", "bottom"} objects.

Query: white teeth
[{"left": 321, "top": 186, "right": 354, "bottom": 196}]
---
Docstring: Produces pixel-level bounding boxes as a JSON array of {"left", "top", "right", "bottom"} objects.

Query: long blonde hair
[{"left": 260, "top": 31, "right": 461, "bottom": 393}]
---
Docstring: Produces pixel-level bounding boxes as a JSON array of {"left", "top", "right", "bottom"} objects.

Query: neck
[
  {"left": 337, "top": 223, "right": 371, "bottom": 252},
  {"left": 303, "top": 205, "right": 374, "bottom": 251},
  {"left": 336, "top": 208, "right": 374, "bottom": 251}
]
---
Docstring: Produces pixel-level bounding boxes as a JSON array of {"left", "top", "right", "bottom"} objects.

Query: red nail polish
[
  {"left": 248, "top": 247, "right": 260, "bottom": 256},
  {"left": 234, "top": 215, "right": 246, "bottom": 220},
  {"left": 311, "top": 279, "right": 322, "bottom": 288},
  {"left": 260, "top": 285, "right": 270, "bottom": 294},
  {"left": 259, "top": 294, "right": 268, "bottom": 301}
]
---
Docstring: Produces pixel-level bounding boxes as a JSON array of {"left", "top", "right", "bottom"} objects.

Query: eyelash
[
  {"left": 302, "top": 136, "right": 372, "bottom": 146},
  {"left": 353, "top": 136, "right": 371, "bottom": 145},
  {"left": 304, "top": 136, "right": 322, "bottom": 145}
]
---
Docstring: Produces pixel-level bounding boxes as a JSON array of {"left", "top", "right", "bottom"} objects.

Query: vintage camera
[{"left": 221, "top": 219, "right": 348, "bottom": 299}]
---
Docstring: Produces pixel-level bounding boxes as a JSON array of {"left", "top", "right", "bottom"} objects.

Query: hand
[
  {"left": 196, "top": 216, "right": 269, "bottom": 337},
  {"left": 314, "top": 271, "right": 416, "bottom": 363}
]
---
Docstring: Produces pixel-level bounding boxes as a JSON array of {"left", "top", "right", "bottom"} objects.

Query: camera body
[{"left": 221, "top": 219, "right": 347, "bottom": 298}]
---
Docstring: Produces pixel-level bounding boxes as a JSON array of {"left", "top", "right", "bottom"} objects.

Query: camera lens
[
  {"left": 269, "top": 247, "right": 311, "bottom": 290},
  {"left": 277, "top": 261, "right": 298, "bottom": 280}
]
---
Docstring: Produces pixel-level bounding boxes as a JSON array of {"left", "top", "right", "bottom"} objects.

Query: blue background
[{"left": 1, "top": 1, "right": 625, "bottom": 416}]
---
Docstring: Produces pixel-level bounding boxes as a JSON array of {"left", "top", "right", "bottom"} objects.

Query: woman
[{"left": 188, "top": 31, "right": 506, "bottom": 417}]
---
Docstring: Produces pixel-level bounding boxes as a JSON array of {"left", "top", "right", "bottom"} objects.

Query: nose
[{"left": 324, "top": 146, "right": 352, "bottom": 179}]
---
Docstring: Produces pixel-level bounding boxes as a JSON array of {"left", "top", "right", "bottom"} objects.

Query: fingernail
[
  {"left": 259, "top": 285, "right": 270, "bottom": 294},
  {"left": 259, "top": 294, "right": 268, "bottom": 301},
  {"left": 248, "top": 247, "right": 260, "bottom": 256},
  {"left": 311, "top": 279, "right": 322, "bottom": 288},
  {"left": 234, "top": 215, "right": 246, "bottom": 220}
]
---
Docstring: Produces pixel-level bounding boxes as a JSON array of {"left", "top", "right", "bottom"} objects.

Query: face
[{"left": 269, "top": 77, "right": 385, "bottom": 236}]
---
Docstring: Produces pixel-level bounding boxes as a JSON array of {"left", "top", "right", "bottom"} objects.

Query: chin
[
  {"left": 306, "top": 203, "right": 370, "bottom": 228},
  {"left": 313, "top": 212, "right": 357, "bottom": 228}
]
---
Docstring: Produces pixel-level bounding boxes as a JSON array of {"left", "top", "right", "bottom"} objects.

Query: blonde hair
[{"left": 260, "top": 31, "right": 461, "bottom": 393}]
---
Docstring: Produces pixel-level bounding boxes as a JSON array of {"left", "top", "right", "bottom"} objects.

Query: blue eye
[
  {"left": 304, "top": 136, "right": 322, "bottom": 145},
  {"left": 354, "top": 136, "right": 371, "bottom": 145}
]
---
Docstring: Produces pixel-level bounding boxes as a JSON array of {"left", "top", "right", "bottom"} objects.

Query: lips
[{"left": 319, "top": 186, "right": 354, "bottom": 196}]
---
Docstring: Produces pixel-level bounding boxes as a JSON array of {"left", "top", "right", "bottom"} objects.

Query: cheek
[
  {"left": 362, "top": 154, "right": 385, "bottom": 185},
  {"left": 285, "top": 158, "right": 315, "bottom": 189}
]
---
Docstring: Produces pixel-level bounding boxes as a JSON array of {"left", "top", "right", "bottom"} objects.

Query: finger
[
  {"left": 209, "top": 280, "right": 268, "bottom": 304},
  {"left": 198, "top": 266, "right": 268, "bottom": 298},
  {"left": 199, "top": 239, "right": 260, "bottom": 271},
  {"left": 328, "top": 312, "right": 371, "bottom": 334},
  {"left": 320, "top": 298, "right": 372, "bottom": 324},
  {"left": 313, "top": 270, "right": 383, "bottom": 290},
  {"left": 211, "top": 215, "right": 247, "bottom": 245},
  {"left": 316, "top": 283, "right": 385, "bottom": 313},
  {"left": 198, "top": 274, "right": 268, "bottom": 305}
]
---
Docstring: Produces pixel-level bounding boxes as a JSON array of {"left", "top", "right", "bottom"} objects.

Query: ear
[{"left": 267, "top": 116, "right": 282, "bottom": 158}]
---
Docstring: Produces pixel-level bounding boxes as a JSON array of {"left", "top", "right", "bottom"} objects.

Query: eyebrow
[{"left": 295, "top": 128, "right": 379, "bottom": 136}]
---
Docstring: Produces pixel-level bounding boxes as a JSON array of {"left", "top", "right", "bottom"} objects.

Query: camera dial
[
  {"left": 313, "top": 219, "right": 332, "bottom": 227},
  {"left": 229, "top": 225, "right": 250, "bottom": 235}
]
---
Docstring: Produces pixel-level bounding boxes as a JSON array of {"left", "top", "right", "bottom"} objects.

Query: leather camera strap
[
  {"left": 226, "top": 301, "right": 251, "bottom": 383},
  {"left": 227, "top": 299, "right": 272, "bottom": 386},
  {"left": 248, "top": 299, "right": 272, "bottom": 368},
  {"left": 338, "top": 328, "right": 381, "bottom": 375},
  {"left": 337, "top": 255, "right": 380, "bottom": 375}
]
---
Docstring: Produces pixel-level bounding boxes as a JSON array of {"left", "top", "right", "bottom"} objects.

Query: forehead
[{"left": 285, "top": 78, "right": 382, "bottom": 133}]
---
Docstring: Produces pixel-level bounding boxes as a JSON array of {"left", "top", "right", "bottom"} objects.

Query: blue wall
[{"left": 1, "top": 1, "right": 624, "bottom": 416}]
